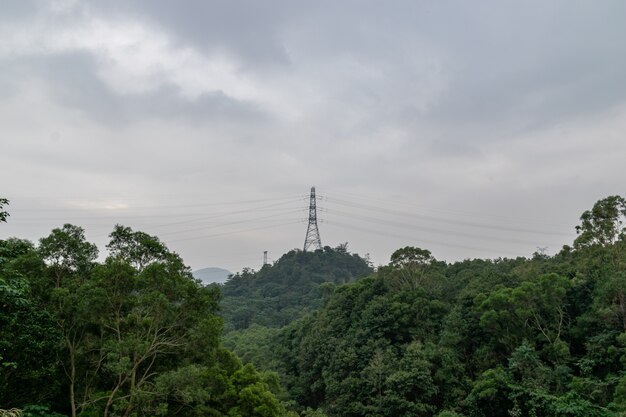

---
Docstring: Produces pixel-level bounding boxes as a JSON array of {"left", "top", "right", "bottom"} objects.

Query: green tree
[
  {"left": 0, "top": 239, "right": 61, "bottom": 407},
  {"left": 221, "top": 247, "right": 372, "bottom": 330},
  {"left": 80, "top": 228, "right": 221, "bottom": 417},
  {"left": 388, "top": 247, "right": 438, "bottom": 291},
  {"left": 478, "top": 273, "right": 571, "bottom": 361},
  {"left": 38, "top": 224, "right": 98, "bottom": 288},
  {"left": 153, "top": 358, "right": 286, "bottom": 416},
  {"left": 574, "top": 195, "right": 626, "bottom": 249},
  {"left": 0, "top": 197, "right": 8, "bottom": 223},
  {"left": 383, "top": 342, "right": 437, "bottom": 416},
  {"left": 35, "top": 225, "right": 99, "bottom": 417},
  {"left": 106, "top": 224, "right": 177, "bottom": 271}
]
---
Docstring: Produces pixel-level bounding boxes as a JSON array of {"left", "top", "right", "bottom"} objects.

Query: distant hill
[
  {"left": 192, "top": 267, "right": 232, "bottom": 284},
  {"left": 220, "top": 246, "right": 373, "bottom": 330}
]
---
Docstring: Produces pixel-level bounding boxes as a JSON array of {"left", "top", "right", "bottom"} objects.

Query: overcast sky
[{"left": 1, "top": 0, "right": 625, "bottom": 272}]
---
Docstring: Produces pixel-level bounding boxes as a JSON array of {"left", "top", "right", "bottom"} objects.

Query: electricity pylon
[{"left": 303, "top": 187, "right": 322, "bottom": 251}]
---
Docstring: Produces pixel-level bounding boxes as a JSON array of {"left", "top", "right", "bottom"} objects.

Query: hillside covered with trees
[
  {"left": 223, "top": 196, "right": 626, "bottom": 417},
  {"left": 3, "top": 195, "right": 626, "bottom": 417},
  {"left": 221, "top": 246, "right": 372, "bottom": 330},
  {"left": 0, "top": 219, "right": 290, "bottom": 417}
]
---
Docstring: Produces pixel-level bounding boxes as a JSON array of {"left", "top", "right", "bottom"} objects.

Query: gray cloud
[
  {"left": 86, "top": 0, "right": 294, "bottom": 67},
  {"left": 35, "top": 52, "right": 271, "bottom": 126},
  {"left": 1, "top": 0, "right": 625, "bottom": 271},
  {"left": 0, "top": 0, "right": 40, "bottom": 21},
  {"left": 423, "top": 2, "right": 626, "bottom": 131}
]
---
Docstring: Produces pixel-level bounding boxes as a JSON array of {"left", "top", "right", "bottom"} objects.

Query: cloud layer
[{"left": 1, "top": 0, "right": 625, "bottom": 271}]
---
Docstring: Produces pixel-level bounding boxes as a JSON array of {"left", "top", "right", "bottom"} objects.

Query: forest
[{"left": 2, "top": 195, "right": 626, "bottom": 417}]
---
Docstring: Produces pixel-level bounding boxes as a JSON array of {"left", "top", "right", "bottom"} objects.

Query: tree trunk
[
  {"left": 67, "top": 338, "right": 77, "bottom": 417},
  {"left": 122, "top": 360, "right": 138, "bottom": 417},
  {"left": 103, "top": 378, "right": 123, "bottom": 417}
]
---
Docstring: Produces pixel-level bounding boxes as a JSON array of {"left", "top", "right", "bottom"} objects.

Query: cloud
[
  {"left": 0, "top": 9, "right": 292, "bottom": 119},
  {"left": 1, "top": 0, "right": 626, "bottom": 270},
  {"left": 28, "top": 51, "right": 270, "bottom": 126},
  {"left": 86, "top": 0, "right": 294, "bottom": 67}
]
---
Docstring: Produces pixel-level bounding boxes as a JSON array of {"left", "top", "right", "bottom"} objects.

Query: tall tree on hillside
[
  {"left": 389, "top": 247, "right": 437, "bottom": 291},
  {"left": 574, "top": 195, "right": 626, "bottom": 248},
  {"left": 107, "top": 224, "right": 177, "bottom": 271},
  {"left": 38, "top": 225, "right": 98, "bottom": 417},
  {"left": 39, "top": 224, "right": 98, "bottom": 288},
  {"left": 573, "top": 196, "right": 626, "bottom": 332}
]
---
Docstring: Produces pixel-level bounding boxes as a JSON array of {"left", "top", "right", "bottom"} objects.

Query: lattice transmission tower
[{"left": 303, "top": 186, "right": 322, "bottom": 251}]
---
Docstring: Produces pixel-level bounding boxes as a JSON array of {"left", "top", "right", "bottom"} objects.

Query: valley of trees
[{"left": 2, "top": 195, "right": 626, "bottom": 416}]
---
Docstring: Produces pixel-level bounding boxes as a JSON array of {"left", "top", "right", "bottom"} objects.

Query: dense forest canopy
[
  {"left": 223, "top": 196, "right": 626, "bottom": 417},
  {"left": 2, "top": 195, "right": 626, "bottom": 417},
  {"left": 0, "top": 217, "right": 289, "bottom": 417},
  {"left": 221, "top": 246, "right": 372, "bottom": 330}
]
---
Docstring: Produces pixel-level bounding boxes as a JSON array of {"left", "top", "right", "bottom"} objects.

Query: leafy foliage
[
  {"left": 0, "top": 224, "right": 287, "bottom": 417},
  {"left": 221, "top": 246, "right": 372, "bottom": 330},
  {"left": 5, "top": 195, "right": 626, "bottom": 417},
  {"left": 222, "top": 196, "right": 626, "bottom": 417},
  {"left": 575, "top": 196, "right": 626, "bottom": 248},
  {"left": 0, "top": 239, "right": 61, "bottom": 407}
]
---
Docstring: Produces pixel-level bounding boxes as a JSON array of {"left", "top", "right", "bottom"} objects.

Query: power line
[
  {"left": 323, "top": 196, "right": 572, "bottom": 237},
  {"left": 326, "top": 219, "right": 523, "bottom": 257},
  {"left": 83, "top": 200, "right": 306, "bottom": 239},
  {"left": 322, "top": 190, "right": 571, "bottom": 228},
  {"left": 12, "top": 195, "right": 307, "bottom": 213},
  {"left": 155, "top": 210, "right": 305, "bottom": 237},
  {"left": 148, "top": 198, "right": 306, "bottom": 230},
  {"left": 8, "top": 205, "right": 305, "bottom": 223},
  {"left": 166, "top": 220, "right": 303, "bottom": 243},
  {"left": 324, "top": 208, "right": 563, "bottom": 247}
]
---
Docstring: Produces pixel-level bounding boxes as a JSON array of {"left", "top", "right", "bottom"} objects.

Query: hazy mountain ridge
[{"left": 192, "top": 266, "right": 232, "bottom": 284}]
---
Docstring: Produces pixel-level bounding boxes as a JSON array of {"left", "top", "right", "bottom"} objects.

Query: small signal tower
[{"left": 303, "top": 187, "right": 322, "bottom": 251}]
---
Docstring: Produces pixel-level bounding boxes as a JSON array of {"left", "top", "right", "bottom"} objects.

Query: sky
[{"left": 1, "top": 0, "right": 625, "bottom": 272}]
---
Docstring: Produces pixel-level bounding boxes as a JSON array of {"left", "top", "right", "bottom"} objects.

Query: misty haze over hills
[{"left": 192, "top": 267, "right": 232, "bottom": 284}]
